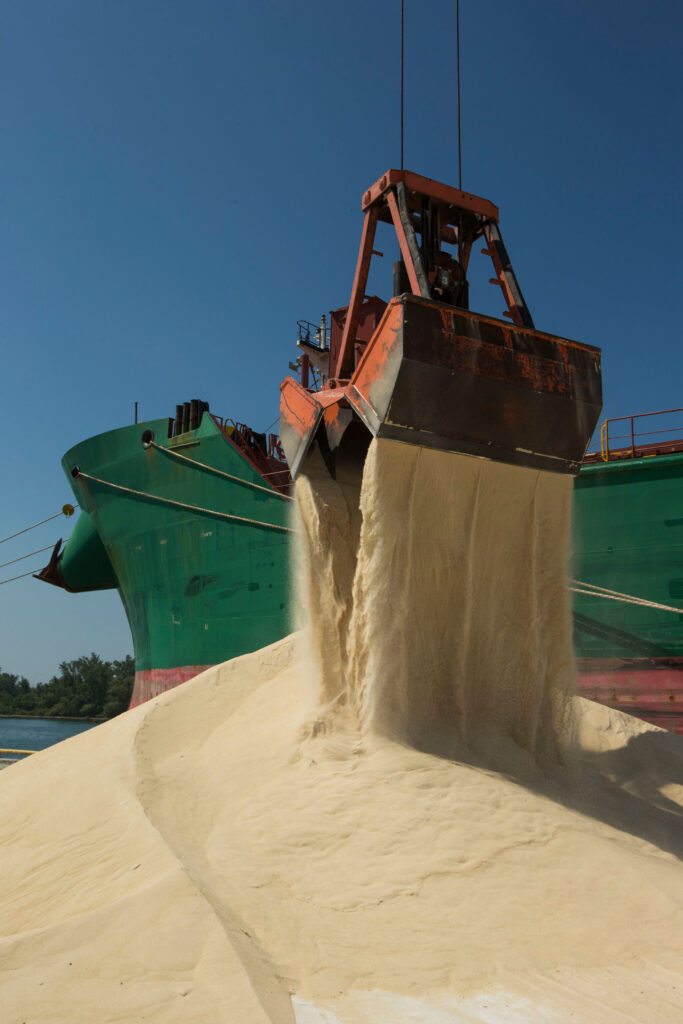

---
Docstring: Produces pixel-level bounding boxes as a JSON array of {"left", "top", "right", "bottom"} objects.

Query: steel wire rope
[
  {"left": 0, "top": 568, "right": 44, "bottom": 586},
  {"left": 568, "top": 580, "right": 682, "bottom": 615},
  {"left": 0, "top": 544, "right": 58, "bottom": 571},
  {"left": 400, "top": 0, "right": 405, "bottom": 170},
  {"left": 146, "top": 440, "right": 293, "bottom": 500},
  {"left": 0, "top": 506, "right": 77, "bottom": 545},
  {"left": 73, "top": 470, "right": 294, "bottom": 534},
  {"left": 2, "top": 567, "right": 678, "bottom": 605},
  {"left": 455, "top": 0, "right": 462, "bottom": 188}
]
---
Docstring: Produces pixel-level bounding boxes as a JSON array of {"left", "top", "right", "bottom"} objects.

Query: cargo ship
[
  {"left": 37, "top": 404, "right": 292, "bottom": 707},
  {"left": 38, "top": 401, "right": 683, "bottom": 734}
]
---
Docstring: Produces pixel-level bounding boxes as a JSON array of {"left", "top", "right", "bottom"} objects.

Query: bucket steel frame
[{"left": 280, "top": 169, "right": 602, "bottom": 479}]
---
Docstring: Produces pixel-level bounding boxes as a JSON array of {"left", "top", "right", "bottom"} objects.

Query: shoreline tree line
[{"left": 0, "top": 654, "right": 134, "bottom": 719}]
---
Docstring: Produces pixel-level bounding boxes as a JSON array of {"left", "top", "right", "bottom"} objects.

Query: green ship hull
[
  {"left": 38, "top": 410, "right": 292, "bottom": 706},
  {"left": 571, "top": 450, "right": 683, "bottom": 733}
]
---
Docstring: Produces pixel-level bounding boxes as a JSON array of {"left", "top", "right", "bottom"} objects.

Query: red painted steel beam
[
  {"left": 482, "top": 222, "right": 534, "bottom": 329},
  {"left": 333, "top": 205, "right": 379, "bottom": 380},
  {"left": 385, "top": 190, "right": 424, "bottom": 296},
  {"left": 362, "top": 169, "right": 499, "bottom": 223}
]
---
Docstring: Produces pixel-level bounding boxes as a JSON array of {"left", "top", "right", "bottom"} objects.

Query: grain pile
[{"left": 1, "top": 439, "right": 682, "bottom": 1023}]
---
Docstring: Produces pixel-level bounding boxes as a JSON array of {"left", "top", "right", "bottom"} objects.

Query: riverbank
[
  {"left": 0, "top": 714, "right": 106, "bottom": 722},
  {"left": 0, "top": 715, "right": 100, "bottom": 759}
]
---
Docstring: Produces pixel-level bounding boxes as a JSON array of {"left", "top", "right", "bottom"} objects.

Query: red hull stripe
[
  {"left": 577, "top": 660, "right": 683, "bottom": 735},
  {"left": 129, "top": 660, "right": 683, "bottom": 735},
  {"left": 129, "top": 666, "right": 212, "bottom": 708}
]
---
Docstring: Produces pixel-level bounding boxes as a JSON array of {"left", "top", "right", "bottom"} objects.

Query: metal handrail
[
  {"left": 599, "top": 408, "right": 683, "bottom": 462},
  {"left": 209, "top": 415, "right": 287, "bottom": 465},
  {"left": 297, "top": 318, "right": 330, "bottom": 350}
]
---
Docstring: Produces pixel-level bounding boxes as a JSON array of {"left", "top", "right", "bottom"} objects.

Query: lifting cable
[
  {"left": 0, "top": 505, "right": 77, "bottom": 545},
  {"left": 73, "top": 469, "right": 294, "bottom": 534},
  {"left": 400, "top": 0, "right": 404, "bottom": 170},
  {"left": 568, "top": 579, "right": 682, "bottom": 616},
  {"left": 147, "top": 440, "right": 293, "bottom": 501},
  {"left": 455, "top": 0, "right": 462, "bottom": 189}
]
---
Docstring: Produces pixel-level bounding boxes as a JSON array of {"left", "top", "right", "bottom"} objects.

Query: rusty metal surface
[
  {"left": 279, "top": 377, "right": 325, "bottom": 479},
  {"left": 482, "top": 222, "right": 534, "bottom": 329},
  {"left": 281, "top": 294, "right": 602, "bottom": 477},
  {"left": 323, "top": 402, "right": 354, "bottom": 452},
  {"left": 334, "top": 168, "right": 536, "bottom": 378},
  {"left": 385, "top": 186, "right": 430, "bottom": 297},
  {"left": 330, "top": 296, "right": 387, "bottom": 360},
  {"left": 333, "top": 205, "right": 379, "bottom": 379},
  {"left": 347, "top": 296, "right": 602, "bottom": 474},
  {"left": 361, "top": 169, "right": 499, "bottom": 222},
  {"left": 282, "top": 168, "right": 603, "bottom": 479},
  {"left": 34, "top": 539, "right": 67, "bottom": 589},
  {"left": 585, "top": 407, "right": 683, "bottom": 464},
  {"left": 279, "top": 378, "right": 352, "bottom": 477},
  {"left": 207, "top": 415, "right": 290, "bottom": 494}
]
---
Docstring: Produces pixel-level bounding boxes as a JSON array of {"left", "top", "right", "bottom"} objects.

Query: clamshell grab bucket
[
  {"left": 280, "top": 170, "right": 603, "bottom": 479},
  {"left": 344, "top": 295, "right": 602, "bottom": 474},
  {"left": 279, "top": 382, "right": 355, "bottom": 480},
  {"left": 280, "top": 294, "right": 602, "bottom": 478}
]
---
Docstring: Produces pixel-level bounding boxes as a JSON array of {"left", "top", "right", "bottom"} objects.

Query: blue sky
[{"left": 1, "top": 0, "right": 681, "bottom": 683}]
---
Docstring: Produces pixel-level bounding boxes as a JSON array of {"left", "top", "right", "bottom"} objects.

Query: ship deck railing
[{"left": 583, "top": 407, "right": 683, "bottom": 464}]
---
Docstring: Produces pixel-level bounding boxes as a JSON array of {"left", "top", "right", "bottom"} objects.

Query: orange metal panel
[
  {"left": 351, "top": 300, "right": 405, "bottom": 392},
  {"left": 343, "top": 295, "right": 601, "bottom": 473},
  {"left": 279, "top": 376, "right": 320, "bottom": 433},
  {"left": 279, "top": 378, "right": 351, "bottom": 476}
]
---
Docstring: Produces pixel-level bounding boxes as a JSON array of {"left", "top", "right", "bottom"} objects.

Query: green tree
[
  {"left": 102, "top": 656, "right": 135, "bottom": 718},
  {"left": 0, "top": 670, "right": 33, "bottom": 714},
  {"left": 0, "top": 655, "right": 134, "bottom": 719},
  {"left": 14, "top": 677, "right": 37, "bottom": 714},
  {"left": 44, "top": 654, "right": 111, "bottom": 717}
]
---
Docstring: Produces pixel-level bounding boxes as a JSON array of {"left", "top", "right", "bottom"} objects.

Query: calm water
[{"left": 0, "top": 717, "right": 100, "bottom": 756}]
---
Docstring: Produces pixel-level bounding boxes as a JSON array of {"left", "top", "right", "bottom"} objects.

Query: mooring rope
[
  {"left": 0, "top": 544, "right": 56, "bottom": 571},
  {"left": 147, "top": 440, "right": 293, "bottom": 501},
  {"left": 0, "top": 568, "right": 43, "bottom": 586},
  {"left": 0, "top": 506, "right": 76, "bottom": 545},
  {"left": 568, "top": 579, "right": 681, "bottom": 615},
  {"left": 73, "top": 470, "right": 294, "bottom": 534}
]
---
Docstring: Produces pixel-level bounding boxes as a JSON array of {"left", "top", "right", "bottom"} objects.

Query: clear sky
[{"left": 1, "top": 0, "right": 681, "bottom": 683}]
